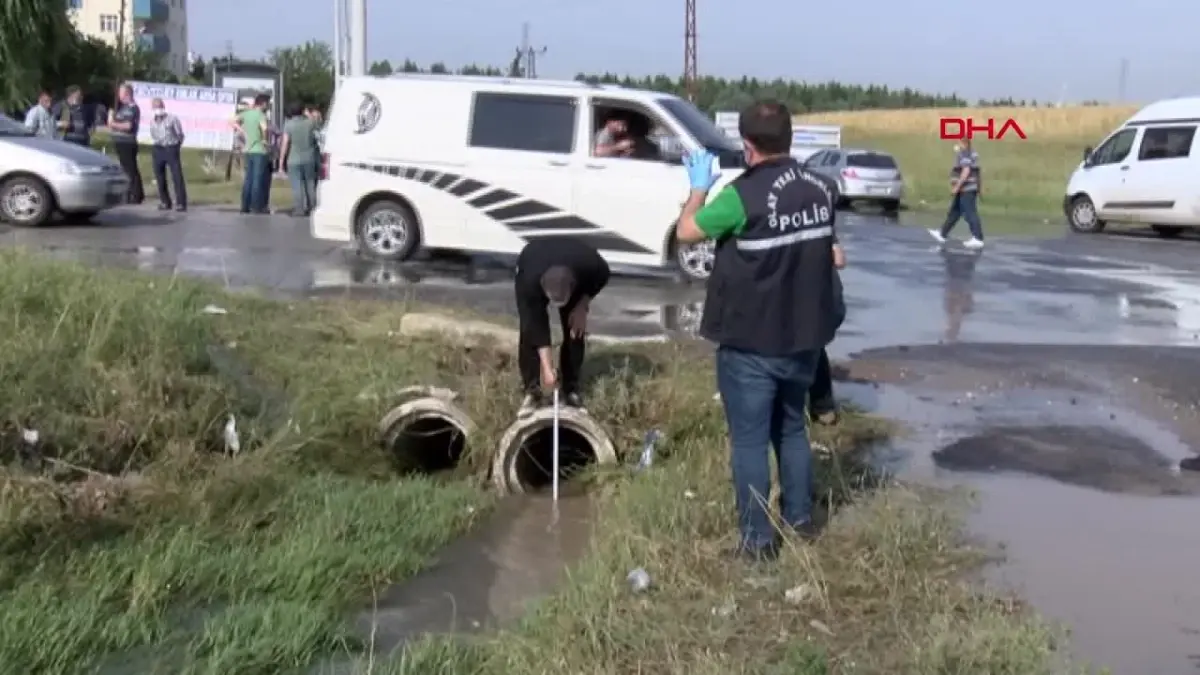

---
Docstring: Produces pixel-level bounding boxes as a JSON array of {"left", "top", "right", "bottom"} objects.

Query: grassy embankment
[
  {"left": 800, "top": 105, "right": 1137, "bottom": 234},
  {"left": 0, "top": 251, "right": 1067, "bottom": 673},
  {"left": 90, "top": 130, "right": 295, "bottom": 210}
]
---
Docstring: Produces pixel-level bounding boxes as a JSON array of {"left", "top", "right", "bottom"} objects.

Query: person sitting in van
[{"left": 593, "top": 113, "right": 634, "bottom": 157}]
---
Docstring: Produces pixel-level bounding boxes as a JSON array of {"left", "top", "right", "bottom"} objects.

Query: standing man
[
  {"left": 23, "top": 91, "right": 56, "bottom": 138},
  {"left": 55, "top": 86, "right": 94, "bottom": 146},
  {"left": 147, "top": 97, "right": 187, "bottom": 212},
  {"left": 231, "top": 94, "right": 270, "bottom": 214},
  {"left": 307, "top": 105, "right": 325, "bottom": 182},
  {"left": 280, "top": 103, "right": 318, "bottom": 216},
  {"left": 928, "top": 140, "right": 984, "bottom": 249},
  {"left": 675, "top": 101, "right": 840, "bottom": 561},
  {"left": 108, "top": 84, "right": 144, "bottom": 205},
  {"left": 514, "top": 237, "right": 610, "bottom": 416}
]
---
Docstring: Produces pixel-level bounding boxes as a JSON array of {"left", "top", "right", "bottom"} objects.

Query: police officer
[
  {"left": 675, "top": 100, "right": 839, "bottom": 561},
  {"left": 929, "top": 139, "right": 984, "bottom": 249}
]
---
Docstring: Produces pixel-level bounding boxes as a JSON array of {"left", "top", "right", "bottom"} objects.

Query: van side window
[
  {"left": 1137, "top": 126, "right": 1196, "bottom": 161},
  {"left": 1090, "top": 128, "right": 1137, "bottom": 166},
  {"left": 469, "top": 93, "right": 576, "bottom": 154}
]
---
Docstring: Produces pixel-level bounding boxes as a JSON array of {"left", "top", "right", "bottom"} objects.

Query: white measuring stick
[{"left": 551, "top": 387, "right": 560, "bottom": 502}]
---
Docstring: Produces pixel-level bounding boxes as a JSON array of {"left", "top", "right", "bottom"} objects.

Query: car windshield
[
  {"left": 0, "top": 113, "right": 32, "bottom": 136},
  {"left": 657, "top": 97, "right": 739, "bottom": 152},
  {"left": 846, "top": 153, "right": 897, "bottom": 168}
]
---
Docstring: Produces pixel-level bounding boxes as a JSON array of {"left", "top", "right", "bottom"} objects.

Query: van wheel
[
  {"left": 356, "top": 200, "right": 420, "bottom": 262},
  {"left": 674, "top": 239, "right": 714, "bottom": 283},
  {"left": 1067, "top": 195, "right": 1105, "bottom": 234},
  {"left": 1152, "top": 225, "right": 1184, "bottom": 238},
  {"left": 0, "top": 176, "right": 53, "bottom": 226}
]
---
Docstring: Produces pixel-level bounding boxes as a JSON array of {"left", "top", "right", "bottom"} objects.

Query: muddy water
[
  {"left": 332, "top": 488, "right": 596, "bottom": 666},
  {"left": 837, "top": 367, "right": 1200, "bottom": 675}
]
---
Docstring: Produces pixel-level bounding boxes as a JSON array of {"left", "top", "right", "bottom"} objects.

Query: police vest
[{"left": 699, "top": 157, "right": 840, "bottom": 356}]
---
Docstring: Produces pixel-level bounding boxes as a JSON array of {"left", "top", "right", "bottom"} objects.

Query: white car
[
  {"left": 0, "top": 113, "right": 128, "bottom": 226},
  {"left": 311, "top": 74, "right": 746, "bottom": 282},
  {"left": 1066, "top": 97, "right": 1200, "bottom": 238}
]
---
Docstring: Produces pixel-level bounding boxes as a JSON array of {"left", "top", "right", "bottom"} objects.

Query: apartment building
[{"left": 67, "top": 0, "right": 190, "bottom": 80}]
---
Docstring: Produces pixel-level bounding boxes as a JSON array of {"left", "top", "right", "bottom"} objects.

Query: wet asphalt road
[{"left": 9, "top": 205, "right": 1200, "bottom": 673}]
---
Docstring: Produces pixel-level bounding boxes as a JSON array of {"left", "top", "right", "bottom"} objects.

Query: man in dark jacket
[
  {"left": 675, "top": 101, "right": 839, "bottom": 561},
  {"left": 54, "top": 86, "right": 94, "bottom": 146},
  {"left": 513, "top": 237, "right": 610, "bottom": 416}
]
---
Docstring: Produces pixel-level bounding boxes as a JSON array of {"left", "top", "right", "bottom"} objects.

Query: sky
[{"left": 191, "top": 0, "right": 1198, "bottom": 104}]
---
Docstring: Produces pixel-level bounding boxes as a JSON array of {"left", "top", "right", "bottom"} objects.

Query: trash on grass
[
  {"left": 21, "top": 428, "right": 38, "bottom": 445},
  {"left": 201, "top": 304, "right": 228, "bottom": 315},
  {"left": 223, "top": 415, "right": 240, "bottom": 455},
  {"left": 635, "top": 429, "right": 662, "bottom": 471},
  {"left": 626, "top": 567, "right": 651, "bottom": 593},
  {"left": 785, "top": 583, "right": 816, "bottom": 605}
]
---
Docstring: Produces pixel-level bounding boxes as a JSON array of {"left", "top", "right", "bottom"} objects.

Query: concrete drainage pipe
[
  {"left": 492, "top": 406, "right": 617, "bottom": 494},
  {"left": 378, "top": 386, "right": 475, "bottom": 474}
]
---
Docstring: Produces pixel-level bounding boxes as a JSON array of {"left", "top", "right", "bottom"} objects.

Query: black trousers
[
  {"left": 808, "top": 348, "right": 835, "bottom": 414},
  {"left": 113, "top": 142, "right": 144, "bottom": 203},
  {"left": 518, "top": 304, "right": 585, "bottom": 396},
  {"left": 151, "top": 145, "right": 187, "bottom": 208}
]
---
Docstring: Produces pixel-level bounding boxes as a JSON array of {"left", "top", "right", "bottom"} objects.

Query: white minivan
[
  {"left": 311, "top": 74, "right": 746, "bottom": 281},
  {"left": 1065, "top": 97, "right": 1200, "bottom": 238}
]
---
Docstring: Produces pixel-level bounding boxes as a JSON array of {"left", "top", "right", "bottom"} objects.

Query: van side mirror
[{"left": 1082, "top": 146, "right": 1092, "bottom": 163}]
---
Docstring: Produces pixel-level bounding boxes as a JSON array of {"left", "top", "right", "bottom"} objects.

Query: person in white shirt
[{"left": 24, "top": 91, "right": 56, "bottom": 138}]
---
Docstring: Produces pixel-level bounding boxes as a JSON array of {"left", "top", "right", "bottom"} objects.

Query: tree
[
  {"left": 268, "top": 40, "right": 335, "bottom": 110},
  {"left": 188, "top": 55, "right": 208, "bottom": 84},
  {"left": 0, "top": 0, "right": 87, "bottom": 109},
  {"left": 368, "top": 59, "right": 393, "bottom": 76}
]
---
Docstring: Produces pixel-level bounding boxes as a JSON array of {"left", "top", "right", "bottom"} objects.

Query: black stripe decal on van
[
  {"left": 340, "top": 161, "right": 652, "bottom": 254},
  {"left": 1102, "top": 200, "right": 1174, "bottom": 209}
]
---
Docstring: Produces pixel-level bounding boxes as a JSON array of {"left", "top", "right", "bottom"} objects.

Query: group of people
[
  {"left": 515, "top": 101, "right": 846, "bottom": 561},
  {"left": 229, "top": 96, "right": 324, "bottom": 216}
]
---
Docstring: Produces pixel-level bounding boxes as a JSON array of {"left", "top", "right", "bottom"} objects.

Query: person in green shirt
[
  {"left": 280, "top": 103, "right": 318, "bottom": 216},
  {"left": 231, "top": 94, "right": 270, "bottom": 214}
]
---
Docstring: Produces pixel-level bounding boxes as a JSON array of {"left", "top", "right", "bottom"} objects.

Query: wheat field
[
  {"left": 788, "top": 106, "right": 1139, "bottom": 225},
  {"left": 797, "top": 105, "right": 1138, "bottom": 141}
]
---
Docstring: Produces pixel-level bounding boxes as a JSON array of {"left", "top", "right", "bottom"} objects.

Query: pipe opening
[
  {"left": 513, "top": 426, "right": 597, "bottom": 490},
  {"left": 389, "top": 416, "right": 467, "bottom": 474}
]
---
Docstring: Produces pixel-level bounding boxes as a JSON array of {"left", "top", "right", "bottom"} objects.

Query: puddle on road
[{"left": 837, "top": 376, "right": 1200, "bottom": 675}]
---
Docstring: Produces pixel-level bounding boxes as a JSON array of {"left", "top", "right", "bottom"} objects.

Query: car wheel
[
  {"left": 674, "top": 239, "right": 714, "bottom": 283},
  {"left": 1067, "top": 194, "right": 1105, "bottom": 234},
  {"left": 355, "top": 199, "right": 420, "bottom": 262},
  {"left": 0, "top": 176, "right": 53, "bottom": 227},
  {"left": 1152, "top": 225, "right": 1185, "bottom": 238}
]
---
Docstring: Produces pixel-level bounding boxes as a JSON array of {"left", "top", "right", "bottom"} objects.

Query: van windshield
[{"left": 657, "top": 98, "right": 739, "bottom": 152}]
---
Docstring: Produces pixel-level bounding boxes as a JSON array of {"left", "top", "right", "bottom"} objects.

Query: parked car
[
  {"left": 0, "top": 112, "right": 128, "bottom": 226},
  {"left": 803, "top": 148, "right": 903, "bottom": 213},
  {"left": 1065, "top": 96, "right": 1199, "bottom": 238}
]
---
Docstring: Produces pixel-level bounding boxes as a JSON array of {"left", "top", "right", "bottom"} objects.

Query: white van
[
  {"left": 311, "top": 74, "right": 746, "bottom": 281},
  {"left": 1065, "top": 97, "right": 1200, "bottom": 237}
]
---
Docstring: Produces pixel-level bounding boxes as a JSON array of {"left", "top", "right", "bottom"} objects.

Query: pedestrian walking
[
  {"left": 928, "top": 139, "right": 984, "bottom": 249},
  {"left": 675, "top": 101, "right": 840, "bottom": 561},
  {"left": 230, "top": 94, "right": 270, "bottom": 214},
  {"left": 23, "top": 91, "right": 56, "bottom": 139},
  {"left": 108, "top": 84, "right": 144, "bottom": 204},
  {"left": 148, "top": 97, "right": 187, "bottom": 212},
  {"left": 54, "top": 86, "right": 94, "bottom": 146},
  {"left": 280, "top": 103, "right": 318, "bottom": 216},
  {"left": 513, "top": 237, "right": 610, "bottom": 417}
]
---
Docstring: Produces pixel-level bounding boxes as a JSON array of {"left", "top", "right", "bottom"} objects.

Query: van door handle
[
  {"left": 547, "top": 160, "right": 569, "bottom": 167},
  {"left": 585, "top": 164, "right": 606, "bottom": 170},
  {"left": 1120, "top": 165, "right": 1129, "bottom": 171}
]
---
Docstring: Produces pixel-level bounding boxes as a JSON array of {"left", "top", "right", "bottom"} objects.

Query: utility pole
[
  {"left": 114, "top": 0, "right": 128, "bottom": 104},
  {"left": 684, "top": 0, "right": 697, "bottom": 101},
  {"left": 518, "top": 22, "right": 547, "bottom": 79},
  {"left": 1117, "top": 58, "right": 1129, "bottom": 102},
  {"left": 348, "top": 0, "right": 366, "bottom": 77}
]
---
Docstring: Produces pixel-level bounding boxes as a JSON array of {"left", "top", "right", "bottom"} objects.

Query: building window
[{"left": 99, "top": 13, "right": 119, "bottom": 31}]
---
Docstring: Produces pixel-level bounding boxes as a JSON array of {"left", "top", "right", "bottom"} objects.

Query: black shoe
[
  {"left": 1181, "top": 456, "right": 1200, "bottom": 472},
  {"left": 791, "top": 520, "right": 822, "bottom": 542},
  {"left": 175, "top": 205, "right": 187, "bottom": 212},
  {"left": 239, "top": 209, "right": 251, "bottom": 214},
  {"left": 564, "top": 392, "right": 585, "bottom": 409},
  {"left": 157, "top": 203, "right": 172, "bottom": 211}
]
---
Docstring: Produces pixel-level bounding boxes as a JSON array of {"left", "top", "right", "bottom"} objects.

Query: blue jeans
[
  {"left": 716, "top": 345, "right": 819, "bottom": 552},
  {"left": 287, "top": 162, "right": 317, "bottom": 214},
  {"left": 939, "top": 190, "right": 983, "bottom": 240},
  {"left": 241, "top": 153, "right": 269, "bottom": 212}
]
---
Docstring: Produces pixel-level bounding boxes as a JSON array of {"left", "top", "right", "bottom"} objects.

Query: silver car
[
  {"left": 803, "top": 148, "right": 904, "bottom": 213},
  {"left": 0, "top": 113, "right": 128, "bottom": 226}
]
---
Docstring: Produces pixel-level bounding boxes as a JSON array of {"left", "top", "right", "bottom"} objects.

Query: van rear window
[{"left": 846, "top": 153, "right": 897, "bottom": 168}]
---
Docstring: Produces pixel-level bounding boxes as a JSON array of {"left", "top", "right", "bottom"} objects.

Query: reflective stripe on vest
[{"left": 736, "top": 225, "right": 834, "bottom": 251}]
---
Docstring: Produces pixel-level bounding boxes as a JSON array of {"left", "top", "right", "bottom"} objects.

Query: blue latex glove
[{"left": 683, "top": 149, "right": 719, "bottom": 191}]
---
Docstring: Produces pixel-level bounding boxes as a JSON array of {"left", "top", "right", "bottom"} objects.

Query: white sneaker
[
  {"left": 927, "top": 228, "right": 946, "bottom": 244},
  {"left": 963, "top": 237, "right": 984, "bottom": 249}
]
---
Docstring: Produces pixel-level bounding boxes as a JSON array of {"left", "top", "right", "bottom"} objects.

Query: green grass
[{"left": 0, "top": 251, "right": 1070, "bottom": 674}]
